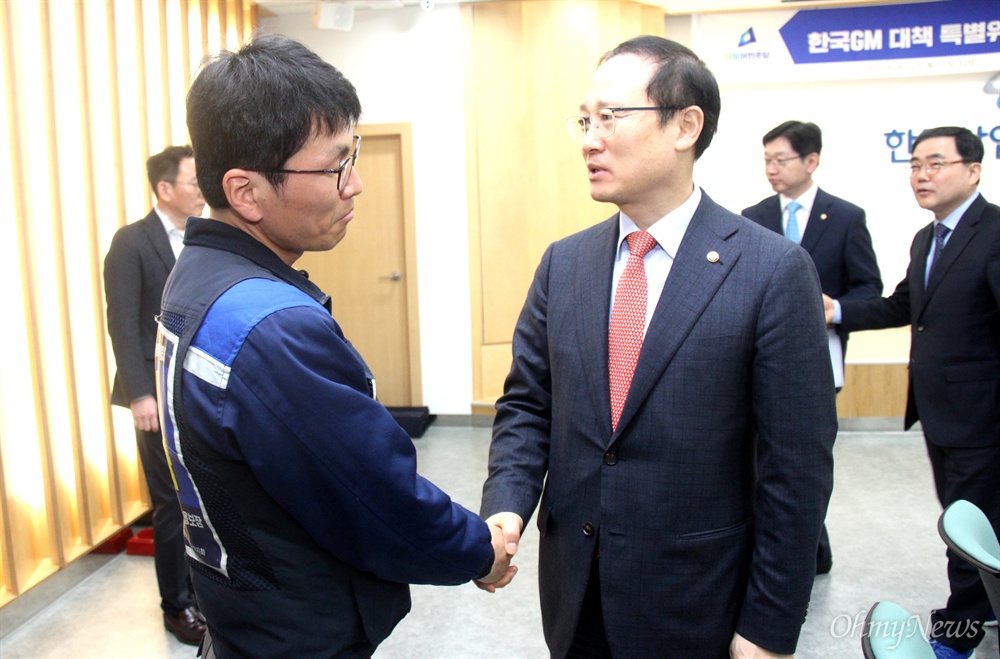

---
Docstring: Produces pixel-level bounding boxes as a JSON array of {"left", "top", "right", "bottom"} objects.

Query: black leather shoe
[{"left": 164, "top": 606, "right": 207, "bottom": 645}]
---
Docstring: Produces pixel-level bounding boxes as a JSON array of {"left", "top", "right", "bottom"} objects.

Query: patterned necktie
[
  {"left": 785, "top": 200, "right": 802, "bottom": 244},
  {"left": 930, "top": 222, "right": 951, "bottom": 274},
  {"left": 609, "top": 231, "right": 658, "bottom": 431}
]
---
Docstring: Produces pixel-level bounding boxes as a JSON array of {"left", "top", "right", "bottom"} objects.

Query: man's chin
[
  {"left": 326, "top": 232, "right": 347, "bottom": 251},
  {"left": 589, "top": 185, "right": 615, "bottom": 205}
]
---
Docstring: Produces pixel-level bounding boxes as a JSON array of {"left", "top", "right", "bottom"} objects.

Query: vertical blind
[{"left": 0, "top": 0, "right": 256, "bottom": 607}]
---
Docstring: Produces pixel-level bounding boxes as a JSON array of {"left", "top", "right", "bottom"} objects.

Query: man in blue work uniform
[{"left": 155, "top": 34, "right": 514, "bottom": 659}]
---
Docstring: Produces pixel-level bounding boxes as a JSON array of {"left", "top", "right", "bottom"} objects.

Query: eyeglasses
[
  {"left": 763, "top": 156, "right": 802, "bottom": 168},
  {"left": 566, "top": 107, "right": 680, "bottom": 142},
  {"left": 908, "top": 159, "right": 967, "bottom": 176},
  {"left": 167, "top": 179, "right": 200, "bottom": 190},
  {"left": 265, "top": 134, "right": 361, "bottom": 192}
]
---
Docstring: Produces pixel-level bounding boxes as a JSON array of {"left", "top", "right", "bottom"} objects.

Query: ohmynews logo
[{"left": 831, "top": 610, "right": 983, "bottom": 650}]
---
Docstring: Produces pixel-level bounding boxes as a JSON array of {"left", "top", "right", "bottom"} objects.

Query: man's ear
[
  {"left": 805, "top": 152, "right": 820, "bottom": 174},
  {"left": 222, "top": 169, "right": 264, "bottom": 224},
  {"left": 967, "top": 161, "right": 982, "bottom": 188},
  {"left": 155, "top": 180, "right": 172, "bottom": 203},
  {"left": 674, "top": 105, "right": 704, "bottom": 154}
]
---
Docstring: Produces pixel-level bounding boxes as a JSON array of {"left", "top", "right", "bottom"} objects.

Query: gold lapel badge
[
  {"left": 707, "top": 251, "right": 720, "bottom": 263},
  {"left": 820, "top": 213, "right": 828, "bottom": 221}
]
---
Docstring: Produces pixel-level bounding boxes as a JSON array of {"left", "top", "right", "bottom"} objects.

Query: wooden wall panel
[
  {"left": 838, "top": 364, "right": 909, "bottom": 419},
  {"left": 467, "top": 0, "right": 662, "bottom": 404},
  {"left": 0, "top": 0, "right": 255, "bottom": 608}
]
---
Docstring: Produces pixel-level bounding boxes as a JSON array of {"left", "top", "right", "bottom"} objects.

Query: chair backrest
[
  {"left": 938, "top": 499, "right": 1000, "bottom": 615},
  {"left": 939, "top": 499, "right": 1000, "bottom": 572},
  {"left": 861, "top": 601, "right": 936, "bottom": 659}
]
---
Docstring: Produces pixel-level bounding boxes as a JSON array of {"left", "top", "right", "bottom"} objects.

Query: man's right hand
[
  {"left": 130, "top": 395, "right": 160, "bottom": 433},
  {"left": 822, "top": 294, "right": 834, "bottom": 325},
  {"left": 474, "top": 512, "right": 523, "bottom": 593}
]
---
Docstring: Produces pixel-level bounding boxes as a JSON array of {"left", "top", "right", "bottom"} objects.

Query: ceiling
[{"left": 253, "top": 0, "right": 919, "bottom": 18}]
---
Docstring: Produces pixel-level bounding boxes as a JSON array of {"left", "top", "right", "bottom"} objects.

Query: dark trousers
[
  {"left": 567, "top": 557, "right": 613, "bottom": 659},
  {"left": 816, "top": 524, "right": 832, "bottom": 570},
  {"left": 925, "top": 438, "right": 1000, "bottom": 652},
  {"left": 817, "top": 385, "right": 842, "bottom": 572},
  {"left": 136, "top": 426, "right": 195, "bottom": 615}
]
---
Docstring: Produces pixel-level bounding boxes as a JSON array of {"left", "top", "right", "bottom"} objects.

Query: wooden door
[{"left": 296, "top": 124, "right": 420, "bottom": 406}]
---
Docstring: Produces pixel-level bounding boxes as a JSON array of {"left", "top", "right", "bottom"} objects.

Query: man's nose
[{"left": 582, "top": 127, "right": 604, "bottom": 150}]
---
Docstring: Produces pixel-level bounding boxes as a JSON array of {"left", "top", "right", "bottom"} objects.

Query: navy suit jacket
[
  {"left": 742, "top": 188, "right": 882, "bottom": 356},
  {"left": 104, "top": 210, "right": 176, "bottom": 406},
  {"left": 482, "top": 192, "right": 837, "bottom": 657},
  {"left": 841, "top": 194, "right": 1000, "bottom": 447}
]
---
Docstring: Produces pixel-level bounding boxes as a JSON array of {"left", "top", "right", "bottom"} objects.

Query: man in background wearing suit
[
  {"left": 826, "top": 126, "right": 999, "bottom": 659},
  {"left": 104, "top": 145, "right": 206, "bottom": 645},
  {"left": 481, "top": 36, "right": 837, "bottom": 658},
  {"left": 742, "top": 120, "right": 882, "bottom": 575}
]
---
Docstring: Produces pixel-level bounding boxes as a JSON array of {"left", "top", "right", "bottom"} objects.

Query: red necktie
[{"left": 609, "top": 231, "right": 658, "bottom": 431}]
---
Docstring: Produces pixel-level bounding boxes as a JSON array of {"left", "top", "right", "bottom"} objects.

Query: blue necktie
[
  {"left": 785, "top": 201, "right": 802, "bottom": 244},
  {"left": 930, "top": 222, "right": 951, "bottom": 275}
]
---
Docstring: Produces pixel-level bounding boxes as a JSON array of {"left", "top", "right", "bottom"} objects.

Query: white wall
[
  {"left": 690, "top": 7, "right": 999, "bottom": 363},
  {"left": 698, "top": 71, "right": 999, "bottom": 300},
  {"left": 262, "top": 6, "right": 475, "bottom": 414}
]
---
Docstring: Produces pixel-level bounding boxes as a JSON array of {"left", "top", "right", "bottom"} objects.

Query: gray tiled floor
[{"left": 1, "top": 426, "right": 996, "bottom": 658}]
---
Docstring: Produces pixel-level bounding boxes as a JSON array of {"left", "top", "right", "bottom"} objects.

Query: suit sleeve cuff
[{"left": 476, "top": 551, "right": 494, "bottom": 581}]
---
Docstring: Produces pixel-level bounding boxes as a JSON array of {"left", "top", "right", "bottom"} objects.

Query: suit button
[
  {"left": 582, "top": 522, "right": 595, "bottom": 536},
  {"left": 604, "top": 450, "right": 618, "bottom": 466}
]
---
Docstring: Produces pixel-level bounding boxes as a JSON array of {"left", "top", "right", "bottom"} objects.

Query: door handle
[{"left": 381, "top": 271, "right": 402, "bottom": 281}]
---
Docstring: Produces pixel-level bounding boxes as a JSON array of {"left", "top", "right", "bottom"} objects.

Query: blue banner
[{"left": 780, "top": 0, "right": 1000, "bottom": 64}]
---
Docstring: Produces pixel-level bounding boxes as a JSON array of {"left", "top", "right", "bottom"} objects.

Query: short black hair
[
  {"left": 147, "top": 145, "right": 194, "bottom": 199},
  {"left": 763, "top": 120, "right": 822, "bottom": 157},
  {"left": 598, "top": 36, "right": 721, "bottom": 160},
  {"left": 186, "top": 32, "right": 362, "bottom": 210},
  {"left": 912, "top": 126, "right": 985, "bottom": 164}
]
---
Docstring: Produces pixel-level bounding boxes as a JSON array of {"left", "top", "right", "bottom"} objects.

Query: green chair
[
  {"left": 861, "top": 600, "right": 936, "bottom": 658},
  {"left": 937, "top": 499, "right": 1000, "bottom": 616}
]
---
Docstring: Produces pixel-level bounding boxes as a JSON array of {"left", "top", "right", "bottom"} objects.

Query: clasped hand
[{"left": 473, "top": 512, "right": 522, "bottom": 593}]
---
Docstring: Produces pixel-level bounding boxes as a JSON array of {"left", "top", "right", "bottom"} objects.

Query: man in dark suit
[
  {"left": 480, "top": 36, "right": 837, "bottom": 658},
  {"left": 742, "top": 120, "right": 882, "bottom": 575},
  {"left": 826, "top": 126, "right": 999, "bottom": 659},
  {"left": 104, "top": 145, "right": 206, "bottom": 645}
]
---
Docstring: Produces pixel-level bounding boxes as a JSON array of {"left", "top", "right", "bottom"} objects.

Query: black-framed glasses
[
  {"left": 908, "top": 159, "right": 967, "bottom": 176},
  {"left": 763, "top": 156, "right": 802, "bottom": 168},
  {"left": 266, "top": 134, "right": 361, "bottom": 192},
  {"left": 566, "top": 107, "right": 680, "bottom": 142}
]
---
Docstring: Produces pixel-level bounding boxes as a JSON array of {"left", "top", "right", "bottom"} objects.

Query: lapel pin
[
  {"left": 707, "top": 251, "right": 720, "bottom": 263},
  {"left": 820, "top": 213, "right": 828, "bottom": 221}
]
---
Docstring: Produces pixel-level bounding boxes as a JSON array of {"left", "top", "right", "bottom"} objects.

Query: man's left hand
[{"left": 730, "top": 632, "right": 792, "bottom": 659}]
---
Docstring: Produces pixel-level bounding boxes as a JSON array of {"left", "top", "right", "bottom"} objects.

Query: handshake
[{"left": 474, "top": 512, "right": 523, "bottom": 593}]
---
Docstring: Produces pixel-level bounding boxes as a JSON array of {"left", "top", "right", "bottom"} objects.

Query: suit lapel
[
  {"left": 799, "top": 189, "right": 830, "bottom": 253},
  {"left": 908, "top": 223, "right": 932, "bottom": 311},
  {"left": 920, "top": 196, "right": 985, "bottom": 315},
  {"left": 613, "top": 196, "right": 741, "bottom": 438},
  {"left": 574, "top": 218, "right": 619, "bottom": 434},
  {"left": 762, "top": 196, "right": 783, "bottom": 234},
  {"left": 141, "top": 210, "right": 177, "bottom": 272}
]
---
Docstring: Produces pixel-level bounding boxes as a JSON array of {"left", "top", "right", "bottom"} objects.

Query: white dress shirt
[
  {"left": 779, "top": 182, "right": 818, "bottom": 239},
  {"left": 154, "top": 206, "right": 185, "bottom": 259},
  {"left": 610, "top": 185, "right": 703, "bottom": 334}
]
